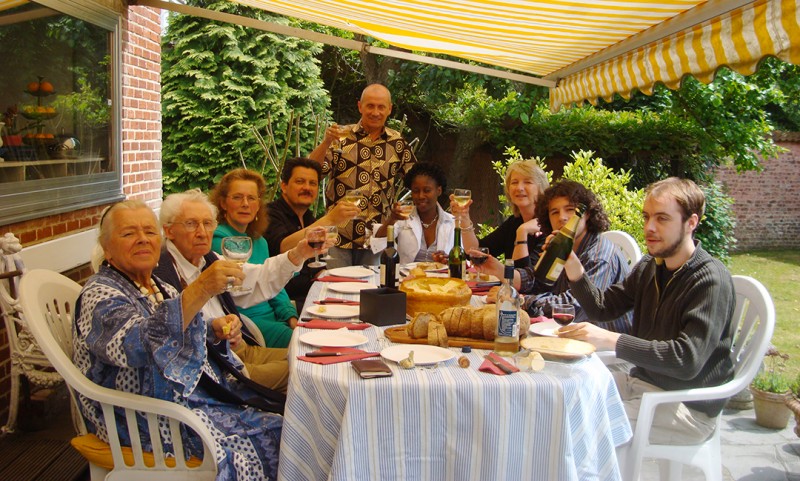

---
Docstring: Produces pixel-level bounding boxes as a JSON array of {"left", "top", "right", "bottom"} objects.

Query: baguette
[{"left": 439, "top": 305, "right": 530, "bottom": 340}]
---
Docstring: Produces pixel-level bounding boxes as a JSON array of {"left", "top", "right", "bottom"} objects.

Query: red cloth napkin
[
  {"left": 479, "top": 352, "right": 520, "bottom": 375},
  {"left": 467, "top": 281, "right": 498, "bottom": 295},
  {"left": 297, "top": 346, "right": 380, "bottom": 364},
  {"left": 316, "top": 275, "right": 368, "bottom": 283},
  {"left": 530, "top": 315, "right": 550, "bottom": 324},
  {"left": 298, "top": 319, "right": 371, "bottom": 330},
  {"left": 314, "top": 297, "right": 360, "bottom": 306}
]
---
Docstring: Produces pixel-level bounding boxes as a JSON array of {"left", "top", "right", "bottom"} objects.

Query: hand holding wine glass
[
  {"left": 220, "top": 236, "right": 252, "bottom": 291},
  {"left": 342, "top": 189, "right": 364, "bottom": 218},
  {"left": 397, "top": 198, "right": 414, "bottom": 219},
  {"left": 306, "top": 226, "right": 327, "bottom": 268},
  {"left": 330, "top": 124, "right": 350, "bottom": 154},
  {"left": 320, "top": 225, "right": 338, "bottom": 261},
  {"left": 552, "top": 303, "right": 576, "bottom": 329}
]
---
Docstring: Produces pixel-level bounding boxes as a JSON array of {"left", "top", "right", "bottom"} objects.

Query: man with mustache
[
  {"left": 558, "top": 177, "right": 736, "bottom": 445},
  {"left": 265, "top": 157, "right": 359, "bottom": 307}
]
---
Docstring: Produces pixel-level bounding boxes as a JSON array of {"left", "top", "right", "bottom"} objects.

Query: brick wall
[
  {"left": 716, "top": 136, "right": 800, "bottom": 251},
  {"left": 0, "top": 6, "right": 162, "bottom": 430}
]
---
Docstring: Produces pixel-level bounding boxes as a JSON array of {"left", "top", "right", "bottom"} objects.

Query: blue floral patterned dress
[{"left": 73, "top": 265, "right": 282, "bottom": 480}]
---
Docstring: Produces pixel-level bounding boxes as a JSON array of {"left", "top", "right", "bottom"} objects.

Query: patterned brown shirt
[{"left": 322, "top": 121, "right": 417, "bottom": 249}]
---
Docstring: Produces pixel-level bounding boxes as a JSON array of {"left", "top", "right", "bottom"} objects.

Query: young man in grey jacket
[{"left": 559, "top": 177, "right": 736, "bottom": 445}]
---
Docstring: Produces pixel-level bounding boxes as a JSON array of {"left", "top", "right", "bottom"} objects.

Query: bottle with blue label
[{"left": 494, "top": 261, "right": 520, "bottom": 355}]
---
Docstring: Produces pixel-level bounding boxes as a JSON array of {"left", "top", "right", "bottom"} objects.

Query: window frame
[{"left": 0, "top": 0, "right": 123, "bottom": 225}]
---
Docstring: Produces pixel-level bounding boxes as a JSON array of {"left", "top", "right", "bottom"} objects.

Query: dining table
[{"left": 277, "top": 269, "right": 632, "bottom": 481}]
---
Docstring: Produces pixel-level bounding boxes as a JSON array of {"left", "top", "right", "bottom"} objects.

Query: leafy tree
[{"left": 161, "top": 0, "right": 329, "bottom": 193}]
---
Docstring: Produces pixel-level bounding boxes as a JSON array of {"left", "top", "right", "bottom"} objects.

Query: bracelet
[
  {"left": 461, "top": 224, "right": 474, "bottom": 231},
  {"left": 515, "top": 240, "right": 527, "bottom": 245}
]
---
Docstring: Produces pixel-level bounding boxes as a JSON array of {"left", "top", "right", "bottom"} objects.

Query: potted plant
[
  {"left": 784, "top": 373, "right": 800, "bottom": 437},
  {"left": 750, "top": 347, "right": 792, "bottom": 429}
]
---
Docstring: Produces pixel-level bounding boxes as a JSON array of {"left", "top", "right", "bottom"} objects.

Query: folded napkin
[
  {"left": 479, "top": 352, "right": 520, "bottom": 375},
  {"left": 316, "top": 275, "right": 368, "bottom": 283},
  {"left": 467, "top": 281, "right": 501, "bottom": 295},
  {"left": 530, "top": 315, "right": 550, "bottom": 324},
  {"left": 314, "top": 297, "right": 360, "bottom": 306},
  {"left": 297, "top": 346, "right": 380, "bottom": 364},
  {"left": 298, "top": 319, "right": 371, "bottom": 330}
]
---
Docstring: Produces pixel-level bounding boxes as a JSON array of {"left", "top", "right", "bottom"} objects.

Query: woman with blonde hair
[
  {"left": 454, "top": 160, "right": 549, "bottom": 267},
  {"left": 210, "top": 168, "right": 298, "bottom": 348}
]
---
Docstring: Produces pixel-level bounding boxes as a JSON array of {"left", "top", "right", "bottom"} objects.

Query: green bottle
[
  {"left": 533, "top": 205, "right": 584, "bottom": 285},
  {"left": 448, "top": 224, "right": 465, "bottom": 280}
]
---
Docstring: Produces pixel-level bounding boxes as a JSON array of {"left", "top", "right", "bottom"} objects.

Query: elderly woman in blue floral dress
[{"left": 73, "top": 200, "right": 313, "bottom": 480}]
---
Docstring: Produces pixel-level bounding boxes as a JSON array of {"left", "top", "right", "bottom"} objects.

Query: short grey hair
[
  {"left": 93, "top": 199, "right": 153, "bottom": 271},
  {"left": 160, "top": 189, "right": 218, "bottom": 227}
]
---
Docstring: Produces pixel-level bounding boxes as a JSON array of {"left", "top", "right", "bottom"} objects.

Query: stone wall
[
  {"left": 0, "top": 6, "right": 162, "bottom": 430},
  {"left": 716, "top": 135, "right": 800, "bottom": 251}
]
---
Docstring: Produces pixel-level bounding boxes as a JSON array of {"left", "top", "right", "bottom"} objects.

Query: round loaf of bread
[{"left": 400, "top": 277, "right": 472, "bottom": 316}]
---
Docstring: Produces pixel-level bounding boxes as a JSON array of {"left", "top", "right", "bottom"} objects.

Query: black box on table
[{"left": 359, "top": 288, "right": 406, "bottom": 326}]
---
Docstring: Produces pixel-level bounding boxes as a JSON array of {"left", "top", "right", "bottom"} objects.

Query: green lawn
[{"left": 730, "top": 250, "right": 800, "bottom": 379}]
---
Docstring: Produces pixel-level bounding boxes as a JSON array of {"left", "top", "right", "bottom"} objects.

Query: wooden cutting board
[{"left": 384, "top": 326, "right": 495, "bottom": 350}]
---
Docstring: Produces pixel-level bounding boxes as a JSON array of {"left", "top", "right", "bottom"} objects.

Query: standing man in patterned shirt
[{"left": 309, "top": 84, "right": 417, "bottom": 268}]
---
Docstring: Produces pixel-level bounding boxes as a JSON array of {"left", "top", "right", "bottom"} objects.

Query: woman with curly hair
[{"left": 210, "top": 168, "right": 298, "bottom": 347}]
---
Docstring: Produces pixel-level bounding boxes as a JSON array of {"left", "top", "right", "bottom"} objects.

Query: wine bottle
[
  {"left": 494, "top": 261, "right": 520, "bottom": 355},
  {"left": 380, "top": 225, "right": 398, "bottom": 288},
  {"left": 533, "top": 205, "right": 584, "bottom": 286},
  {"left": 448, "top": 224, "right": 466, "bottom": 279}
]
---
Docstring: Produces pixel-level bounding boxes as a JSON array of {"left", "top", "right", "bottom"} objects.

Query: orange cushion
[{"left": 70, "top": 433, "right": 204, "bottom": 470}]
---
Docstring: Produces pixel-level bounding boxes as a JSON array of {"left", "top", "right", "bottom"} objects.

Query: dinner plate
[
  {"left": 327, "top": 282, "right": 378, "bottom": 294},
  {"left": 306, "top": 304, "right": 360, "bottom": 319},
  {"left": 380, "top": 345, "right": 455, "bottom": 366},
  {"left": 520, "top": 336, "right": 595, "bottom": 360},
  {"left": 299, "top": 330, "right": 368, "bottom": 348},
  {"left": 528, "top": 320, "right": 563, "bottom": 337},
  {"left": 326, "top": 266, "right": 376, "bottom": 278}
]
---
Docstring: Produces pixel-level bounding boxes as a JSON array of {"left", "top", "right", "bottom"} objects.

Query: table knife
[
  {"left": 305, "top": 351, "right": 345, "bottom": 357},
  {"left": 484, "top": 354, "right": 514, "bottom": 374}
]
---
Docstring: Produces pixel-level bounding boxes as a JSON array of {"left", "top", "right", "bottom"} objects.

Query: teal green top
[{"left": 212, "top": 223, "right": 297, "bottom": 348}]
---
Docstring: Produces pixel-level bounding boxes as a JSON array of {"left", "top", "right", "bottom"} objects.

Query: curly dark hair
[
  {"left": 534, "top": 180, "right": 610, "bottom": 236},
  {"left": 403, "top": 162, "right": 447, "bottom": 192}
]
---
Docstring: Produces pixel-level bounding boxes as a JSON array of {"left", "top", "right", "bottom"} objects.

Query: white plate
[
  {"left": 404, "top": 262, "right": 447, "bottom": 272},
  {"left": 326, "top": 266, "right": 375, "bottom": 278},
  {"left": 327, "top": 282, "right": 378, "bottom": 294},
  {"left": 299, "top": 330, "right": 368, "bottom": 348},
  {"left": 529, "top": 320, "right": 564, "bottom": 337},
  {"left": 381, "top": 345, "right": 455, "bottom": 366},
  {"left": 306, "top": 304, "right": 360, "bottom": 319}
]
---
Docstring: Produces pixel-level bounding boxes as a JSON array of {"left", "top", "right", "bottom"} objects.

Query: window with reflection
[{"left": 0, "top": 0, "right": 120, "bottom": 224}]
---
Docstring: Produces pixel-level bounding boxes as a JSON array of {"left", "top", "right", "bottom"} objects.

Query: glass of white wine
[
  {"left": 306, "top": 227, "right": 327, "bottom": 268},
  {"left": 332, "top": 124, "right": 350, "bottom": 154},
  {"left": 397, "top": 198, "right": 414, "bottom": 219},
  {"left": 452, "top": 189, "right": 471, "bottom": 208},
  {"left": 320, "top": 225, "right": 338, "bottom": 262},
  {"left": 343, "top": 189, "right": 364, "bottom": 218},
  {"left": 220, "top": 236, "right": 252, "bottom": 291}
]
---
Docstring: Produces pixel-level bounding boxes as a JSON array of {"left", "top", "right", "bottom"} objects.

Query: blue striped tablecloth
[{"left": 278, "top": 278, "right": 632, "bottom": 481}]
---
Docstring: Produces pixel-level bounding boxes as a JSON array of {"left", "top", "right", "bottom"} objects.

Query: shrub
[{"left": 695, "top": 181, "right": 736, "bottom": 264}]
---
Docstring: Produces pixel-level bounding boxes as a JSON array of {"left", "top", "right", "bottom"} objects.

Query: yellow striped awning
[{"left": 227, "top": 0, "right": 799, "bottom": 111}]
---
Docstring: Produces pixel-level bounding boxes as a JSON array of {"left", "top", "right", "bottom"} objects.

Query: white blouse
[{"left": 370, "top": 203, "right": 456, "bottom": 265}]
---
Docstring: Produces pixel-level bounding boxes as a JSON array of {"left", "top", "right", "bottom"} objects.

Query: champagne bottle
[
  {"left": 380, "top": 225, "right": 398, "bottom": 288},
  {"left": 448, "top": 224, "right": 465, "bottom": 279},
  {"left": 494, "top": 261, "right": 520, "bottom": 355},
  {"left": 533, "top": 205, "right": 584, "bottom": 286}
]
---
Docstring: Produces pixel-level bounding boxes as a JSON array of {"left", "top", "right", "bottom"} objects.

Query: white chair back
[
  {"left": 20, "top": 269, "right": 218, "bottom": 481},
  {"left": 602, "top": 230, "right": 642, "bottom": 265},
  {"left": 624, "top": 275, "right": 775, "bottom": 481}
]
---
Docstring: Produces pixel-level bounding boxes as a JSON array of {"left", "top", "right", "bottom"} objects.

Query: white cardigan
[{"left": 370, "top": 203, "right": 456, "bottom": 265}]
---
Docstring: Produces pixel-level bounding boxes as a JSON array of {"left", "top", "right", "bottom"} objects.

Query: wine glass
[
  {"left": 306, "top": 227, "right": 327, "bottom": 268},
  {"left": 397, "top": 198, "right": 414, "bottom": 219},
  {"left": 552, "top": 303, "right": 576, "bottom": 328},
  {"left": 452, "top": 189, "right": 471, "bottom": 208},
  {"left": 320, "top": 225, "right": 338, "bottom": 262},
  {"left": 220, "top": 236, "right": 252, "bottom": 291},
  {"left": 331, "top": 124, "right": 350, "bottom": 154},
  {"left": 342, "top": 189, "right": 364, "bottom": 218}
]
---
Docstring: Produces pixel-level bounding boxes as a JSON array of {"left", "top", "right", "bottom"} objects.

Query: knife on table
[
  {"left": 484, "top": 354, "right": 515, "bottom": 374},
  {"left": 305, "top": 351, "right": 345, "bottom": 357}
]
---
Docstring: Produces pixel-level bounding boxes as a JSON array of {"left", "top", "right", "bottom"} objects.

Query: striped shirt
[{"left": 519, "top": 232, "right": 633, "bottom": 333}]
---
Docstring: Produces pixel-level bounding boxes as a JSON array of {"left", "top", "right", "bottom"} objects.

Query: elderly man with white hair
[{"left": 153, "top": 189, "right": 322, "bottom": 392}]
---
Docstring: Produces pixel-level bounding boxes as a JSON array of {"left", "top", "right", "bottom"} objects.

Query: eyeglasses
[
  {"left": 172, "top": 219, "right": 218, "bottom": 232},
  {"left": 228, "top": 194, "right": 259, "bottom": 204}
]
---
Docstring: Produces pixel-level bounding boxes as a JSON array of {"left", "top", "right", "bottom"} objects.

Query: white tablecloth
[{"left": 277, "top": 278, "right": 632, "bottom": 481}]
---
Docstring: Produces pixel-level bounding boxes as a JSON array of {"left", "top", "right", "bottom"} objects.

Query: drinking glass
[
  {"left": 220, "top": 236, "right": 252, "bottom": 291},
  {"left": 469, "top": 247, "right": 490, "bottom": 268},
  {"left": 331, "top": 124, "right": 350, "bottom": 154},
  {"left": 552, "top": 303, "right": 576, "bottom": 327},
  {"left": 320, "top": 225, "right": 338, "bottom": 261},
  {"left": 452, "top": 189, "right": 471, "bottom": 208},
  {"left": 306, "top": 227, "right": 327, "bottom": 268},
  {"left": 342, "top": 189, "right": 364, "bottom": 218},
  {"left": 398, "top": 198, "right": 414, "bottom": 219}
]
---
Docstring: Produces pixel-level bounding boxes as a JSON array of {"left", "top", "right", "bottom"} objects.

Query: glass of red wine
[
  {"left": 469, "top": 247, "right": 490, "bottom": 267},
  {"left": 552, "top": 303, "right": 576, "bottom": 327},
  {"left": 306, "top": 226, "right": 327, "bottom": 268}
]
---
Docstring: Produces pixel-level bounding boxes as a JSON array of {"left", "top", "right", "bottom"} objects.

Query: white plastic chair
[
  {"left": 623, "top": 275, "right": 775, "bottom": 481},
  {"left": 602, "top": 230, "right": 643, "bottom": 265},
  {"left": 19, "top": 269, "right": 218, "bottom": 481}
]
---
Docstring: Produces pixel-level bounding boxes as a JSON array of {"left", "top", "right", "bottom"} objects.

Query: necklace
[
  {"left": 135, "top": 278, "right": 164, "bottom": 306},
  {"left": 421, "top": 214, "right": 439, "bottom": 229}
]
